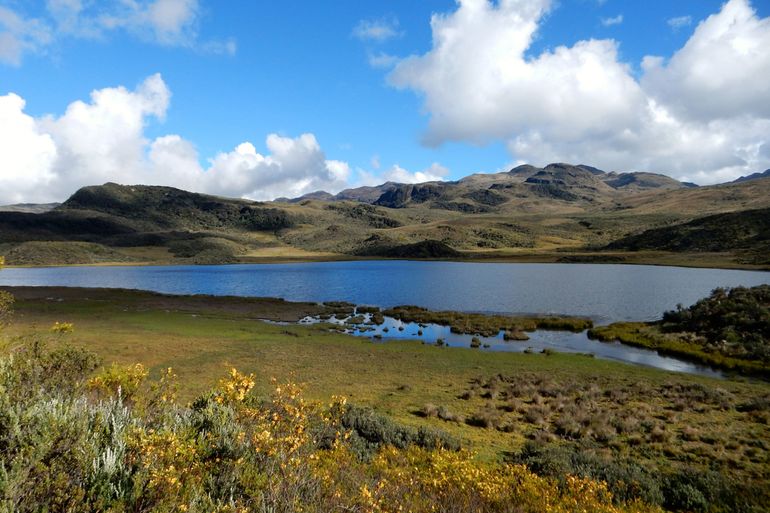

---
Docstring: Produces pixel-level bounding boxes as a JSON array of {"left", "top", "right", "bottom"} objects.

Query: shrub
[
  {"left": 342, "top": 405, "right": 460, "bottom": 455},
  {"left": 0, "top": 290, "right": 13, "bottom": 328}
]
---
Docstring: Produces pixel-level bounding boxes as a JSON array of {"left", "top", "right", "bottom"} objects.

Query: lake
[{"left": 1, "top": 261, "right": 768, "bottom": 323}]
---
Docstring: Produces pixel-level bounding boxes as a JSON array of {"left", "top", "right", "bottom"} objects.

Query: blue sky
[{"left": 1, "top": 0, "right": 769, "bottom": 203}]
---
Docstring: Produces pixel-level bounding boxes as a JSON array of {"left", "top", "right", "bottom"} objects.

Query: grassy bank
[
  {"left": 382, "top": 305, "right": 592, "bottom": 337},
  {"left": 2, "top": 286, "right": 770, "bottom": 511},
  {"left": 4, "top": 249, "right": 770, "bottom": 271},
  {"left": 588, "top": 285, "right": 770, "bottom": 378},
  {"left": 588, "top": 322, "right": 770, "bottom": 377}
]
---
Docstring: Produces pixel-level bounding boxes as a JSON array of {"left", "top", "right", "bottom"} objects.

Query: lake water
[
  {"left": 299, "top": 313, "right": 725, "bottom": 378},
  {"left": 1, "top": 261, "right": 768, "bottom": 323}
]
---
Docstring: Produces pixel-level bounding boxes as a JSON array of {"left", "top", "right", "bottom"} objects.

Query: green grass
[
  {"left": 4, "top": 286, "right": 770, "bottom": 511},
  {"left": 4, "top": 287, "right": 768, "bottom": 461},
  {"left": 588, "top": 322, "right": 770, "bottom": 378},
  {"left": 382, "top": 305, "right": 593, "bottom": 337}
]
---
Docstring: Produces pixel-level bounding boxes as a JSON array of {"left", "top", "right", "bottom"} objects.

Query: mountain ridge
[
  {"left": 285, "top": 163, "right": 696, "bottom": 205},
  {"left": 1, "top": 163, "right": 769, "bottom": 267}
]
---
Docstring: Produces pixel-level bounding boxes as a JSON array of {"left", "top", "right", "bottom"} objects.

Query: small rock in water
[{"left": 503, "top": 329, "right": 530, "bottom": 341}]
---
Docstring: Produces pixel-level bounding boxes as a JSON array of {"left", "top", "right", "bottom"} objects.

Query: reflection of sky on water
[
  {"left": 0, "top": 261, "right": 769, "bottom": 323},
  {"left": 306, "top": 314, "right": 724, "bottom": 379}
]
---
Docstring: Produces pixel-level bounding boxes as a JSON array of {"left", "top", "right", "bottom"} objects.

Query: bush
[
  {"left": 661, "top": 286, "right": 770, "bottom": 363},
  {"left": 0, "top": 290, "right": 13, "bottom": 328},
  {"left": 342, "top": 405, "right": 460, "bottom": 456}
]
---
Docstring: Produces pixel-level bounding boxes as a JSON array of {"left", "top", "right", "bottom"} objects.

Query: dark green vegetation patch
[{"left": 590, "top": 285, "right": 770, "bottom": 376}]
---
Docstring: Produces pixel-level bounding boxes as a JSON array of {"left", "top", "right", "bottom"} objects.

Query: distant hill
[
  {"left": 292, "top": 163, "right": 694, "bottom": 209},
  {"left": 0, "top": 183, "right": 298, "bottom": 265},
  {"left": 606, "top": 207, "right": 770, "bottom": 260},
  {"left": 275, "top": 191, "right": 335, "bottom": 203},
  {"left": 59, "top": 182, "right": 294, "bottom": 232},
  {"left": 1, "top": 164, "right": 769, "bottom": 267},
  {"left": 732, "top": 169, "right": 770, "bottom": 183}
]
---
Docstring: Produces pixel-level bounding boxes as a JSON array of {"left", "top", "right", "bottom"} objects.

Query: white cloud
[
  {"left": 0, "top": 93, "right": 58, "bottom": 203},
  {"left": 601, "top": 15, "right": 623, "bottom": 27},
  {"left": 382, "top": 163, "right": 449, "bottom": 184},
  {"left": 353, "top": 16, "right": 401, "bottom": 42},
  {"left": 98, "top": 0, "right": 199, "bottom": 46},
  {"left": 667, "top": 15, "right": 693, "bottom": 30},
  {"left": 0, "top": 75, "right": 355, "bottom": 204},
  {"left": 1, "top": 1, "right": 234, "bottom": 65},
  {"left": 388, "top": 0, "right": 770, "bottom": 183},
  {"left": 0, "top": 6, "right": 53, "bottom": 65},
  {"left": 642, "top": 0, "right": 770, "bottom": 122},
  {"left": 203, "top": 134, "right": 352, "bottom": 200}
]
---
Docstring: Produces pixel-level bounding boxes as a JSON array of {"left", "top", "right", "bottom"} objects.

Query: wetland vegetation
[
  {"left": 1, "top": 285, "right": 769, "bottom": 512},
  {"left": 589, "top": 285, "right": 770, "bottom": 377}
]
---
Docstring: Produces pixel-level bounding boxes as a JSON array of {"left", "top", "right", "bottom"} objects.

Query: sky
[{"left": 1, "top": 0, "right": 769, "bottom": 204}]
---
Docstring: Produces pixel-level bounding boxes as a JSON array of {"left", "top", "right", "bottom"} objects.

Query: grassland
[{"left": 2, "top": 285, "right": 769, "bottom": 513}]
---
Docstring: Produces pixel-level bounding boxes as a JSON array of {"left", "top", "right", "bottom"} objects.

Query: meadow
[{"left": 1, "top": 286, "right": 769, "bottom": 512}]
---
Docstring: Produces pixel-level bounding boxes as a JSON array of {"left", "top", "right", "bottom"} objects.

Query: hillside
[
  {"left": 1, "top": 166, "right": 769, "bottom": 267},
  {"left": 606, "top": 208, "right": 770, "bottom": 264}
]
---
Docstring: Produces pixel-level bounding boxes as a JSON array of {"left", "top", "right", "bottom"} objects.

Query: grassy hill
[
  {"left": 606, "top": 208, "right": 770, "bottom": 265},
  {"left": 1, "top": 166, "right": 770, "bottom": 267}
]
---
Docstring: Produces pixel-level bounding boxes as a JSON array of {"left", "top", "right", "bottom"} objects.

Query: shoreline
[
  {"left": 1, "top": 285, "right": 763, "bottom": 380},
  {"left": 4, "top": 250, "right": 769, "bottom": 272}
]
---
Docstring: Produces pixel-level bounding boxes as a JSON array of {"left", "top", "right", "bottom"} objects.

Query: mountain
[
  {"left": 1, "top": 164, "right": 769, "bottom": 267},
  {"left": 0, "top": 183, "right": 297, "bottom": 265},
  {"left": 286, "top": 163, "right": 694, "bottom": 210},
  {"left": 275, "top": 191, "right": 335, "bottom": 203},
  {"left": 733, "top": 169, "right": 770, "bottom": 183}
]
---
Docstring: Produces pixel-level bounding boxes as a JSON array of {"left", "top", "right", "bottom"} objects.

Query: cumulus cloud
[
  {"left": 382, "top": 162, "right": 450, "bottom": 184},
  {"left": 601, "top": 15, "right": 623, "bottom": 27},
  {"left": 642, "top": 0, "right": 770, "bottom": 122},
  {"left": 388, "top": 0, "right": 770, "bottom": 183},
  {"left": 353, "top": 16, "right": 401, "bottom": 42},
  {"left": 351, "top": 162, "right": 450, "bottom": 189},
  {"left": 1, "top": 0, "right": 234, "bottom": 65},
  {"left": 202, "top": 135, "right": 352, "bottom": 200},
  {"left": 0, "top": 93, "right": 58, "bottom": 203},
  {"left": 0, "top": 75, "right": 354, "bottom": 204}
]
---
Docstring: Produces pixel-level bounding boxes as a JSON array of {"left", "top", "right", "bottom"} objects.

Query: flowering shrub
[
  {"left": 50, "top": 321, "right": 75, "bottom": 334},
  {"left": 0, "top": 336, "right": 666, "bottom": 513},
  {"left": 88, "top": 362, "right": 149, "bottom": 401}
]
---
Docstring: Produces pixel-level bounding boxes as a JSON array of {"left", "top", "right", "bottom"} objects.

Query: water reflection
[
  {"left": 0, "top": 261, "right": 768, "bottom": 323},
  {"left": 301, "top": 313, "right": 725, "bottom": 379}
]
